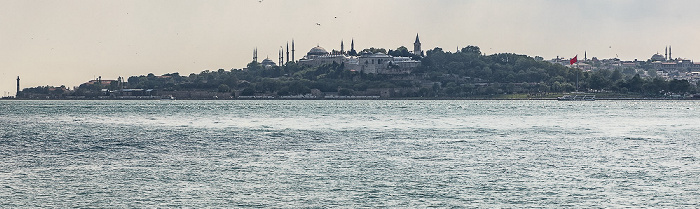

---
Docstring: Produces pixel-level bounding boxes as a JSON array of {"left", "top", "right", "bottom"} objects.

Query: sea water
[{"left": 0, "top": 100, "right": 698, "bottom": 207}]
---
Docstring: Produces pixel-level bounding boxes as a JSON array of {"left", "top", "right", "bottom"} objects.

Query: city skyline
[{"left": 3, "top": 0, "right": 700, "bottom": 96}]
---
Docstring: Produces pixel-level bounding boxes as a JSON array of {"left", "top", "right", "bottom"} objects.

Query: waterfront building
[{"left": 297, "top": 36, "right": 421, "bottom": 74}]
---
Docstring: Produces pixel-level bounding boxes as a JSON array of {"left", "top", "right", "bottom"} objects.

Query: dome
[
  {"left": 261, "top": 58, "right": 276, "bottom": 66},
  {"left": 307, "top": 46, "right": 329, "bottom": 56},
  {"left": 373, "top": 52, "right": 391, "bottom": 57},
  {"left": 650, "top": 53, "right": 665, "bottom": 62}
]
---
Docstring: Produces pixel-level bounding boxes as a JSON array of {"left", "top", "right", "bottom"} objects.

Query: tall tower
[
  {"left": 413, "top": 33, "right": 422, "bottom": 56},
  {"left": 351, "top": 38, "right": 354, "bottom": 52},
  {"left": 117, "top": 76, "right": 123, "bottom": 89},
  {"left": 349, "top": 38, "right": 356, "bottom": 56},
  {"left": 16, "top": 76, "right": 20, "bottom": 98},
  {"left": 340, "top": 40, "right": 344, "bottom": 54},
  {"left": 669, "top": 45, "right": 672, "bottom": 61},
  {"left": 291, "top": 39, "right": 295, "bottom": 62},
  {"left": 665, "top": 46, "right": 668, "bottom": 61},
  {"left": 278, "top": 48, "right": 283, "bottom": 66},
  {"left": 253, "top": 48, "right": 258, "bottom": 62},
  {"left": 286, "top": 42, "right": 290, "bottom": 63}
]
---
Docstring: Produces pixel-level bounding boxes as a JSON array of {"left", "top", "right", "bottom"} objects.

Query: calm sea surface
[{"left": 0, "top": 100, "right": 698, "bottom": 207}]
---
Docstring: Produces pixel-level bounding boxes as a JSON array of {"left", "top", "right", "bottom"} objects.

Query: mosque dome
[
  {"left": 261, "top": 58, "right": 276, "bottom": 66},
  {"left": 650, "top": 53, "right": 665, "bottom": 62},
  {"left": 307, "top": 46, "right": 329, "bottom": 56}
]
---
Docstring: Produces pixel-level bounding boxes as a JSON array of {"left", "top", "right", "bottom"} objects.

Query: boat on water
[
  {"left": 557, "top": 94, "right": 595, "bottom": 101},
  {"left": 160, "top": 95, "right": 176, "bottom": 100}
]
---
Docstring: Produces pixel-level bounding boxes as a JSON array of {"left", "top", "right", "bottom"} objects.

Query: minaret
[
  {"left": 669, "top": 45, "right": 672, "bottom": 61},
  {"left": 584, "top": 51, "right": 587, "bottom": 61},
  {"left": 286, "top": 42, "right": 290, "bottom": 63},
  {"left": 291, "top": 39, "right": 295, "bottom": 62},
  {"left": 340, "top": 40, "right": 344, "bottom": 54},
  {"left": 278, "top": 48, "right": 282, "bottom": 66},
  {"left": 665, "top": 46, "right": 668, "bottom": 61},
  {"left": 413, "top": 33, "right": 422, "bottom": 56},
  {"left": 351, "top": 38, "right": 355, "bottom": 52},
  {"left": 16, "top": 76, "right": 20, "bottom": 98},
  {"left": 253, "top": 48, "right": 258, "bottom": 62}
]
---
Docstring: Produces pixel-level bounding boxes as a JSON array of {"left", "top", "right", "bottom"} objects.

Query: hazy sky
[{"left": 3, "top": 0, "right": 700, "bottom": 96}]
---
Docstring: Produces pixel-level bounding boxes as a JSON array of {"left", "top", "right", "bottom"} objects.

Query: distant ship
[
  {"left": 557, "top": 94, "right": 595, "bottom": 101},
  {"left": 160, "top": 95, "right": 175, "bottom": 100}
]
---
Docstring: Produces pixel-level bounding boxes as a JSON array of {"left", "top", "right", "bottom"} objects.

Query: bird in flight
[{"left": 316, "top": 23, "right": 321, "bottom": 26}]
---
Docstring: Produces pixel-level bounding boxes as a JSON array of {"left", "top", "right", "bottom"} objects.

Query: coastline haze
[{"left": 2, "top": 0, "right": 700, "bottom": 96}]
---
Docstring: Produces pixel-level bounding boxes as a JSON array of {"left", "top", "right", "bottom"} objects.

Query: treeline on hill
[
  {"left": 120, "top": 61, "right": 414, "bottom": 97},
  {"left": 22, "top": 45, "right": 699, "bottom": 98},
  {"left": 416, "top": 46, "right": 697, "bottom": 96}
]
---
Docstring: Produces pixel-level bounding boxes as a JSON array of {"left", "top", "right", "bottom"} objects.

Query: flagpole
[
  {"left": 570, "top": 55, "right": 579, "bottom": 92},
  {"left": 576, "top": 58, "right": 579, "bottom": 92},
  {"left": 576, "top": 68, "right": 579, "bottom": 91}
]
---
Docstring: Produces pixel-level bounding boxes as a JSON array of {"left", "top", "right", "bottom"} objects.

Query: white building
[
  {"left": 297, "top": 36, "right": 421, "bottom": 74},
  {"left": 297, "top": 46, "right": 348, "bottom": 66}
]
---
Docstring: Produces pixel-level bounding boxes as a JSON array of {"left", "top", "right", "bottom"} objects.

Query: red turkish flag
[{"left": 570, "top": 55, "right": 578, "bottom": 65}]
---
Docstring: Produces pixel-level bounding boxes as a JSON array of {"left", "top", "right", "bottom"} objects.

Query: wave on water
[{"left": 0, "top": 100, "right": 698, "bottom": 207}]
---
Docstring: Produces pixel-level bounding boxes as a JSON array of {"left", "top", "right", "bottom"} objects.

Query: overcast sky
[{"left": 2, "top": 0, "right": 700, "bottom": 96}]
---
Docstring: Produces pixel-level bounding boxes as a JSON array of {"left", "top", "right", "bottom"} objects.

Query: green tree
[
  {"left": 241, "top": 88, "right": 255, "bottom": 96},
  {"left": 589, "top": 71, "right": 611, "bottom": 90},
  {"left": 388, "top": 46, "right": 411, "bottom": 57},
  {"left": 218, "top": 84, "right": 231, "bottom": 92},
  {"left": 626, "top": 74, "right": 644, "bottom": 93},
  {"left": 669, "top": 79, "right": 691, "bottom": 93},
  {"left": 460, "top": 45, "right": 481, "bottom": 55},
  {"left": 362, "top": 47, "right": 387, "bottom": 54},
  {"left": 247, "top": 61, "right": 262, "bottom": 71}
]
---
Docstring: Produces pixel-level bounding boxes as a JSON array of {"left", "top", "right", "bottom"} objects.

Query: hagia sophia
[{"left": 253, "top": 34, "right": 423, "bottom": 74}]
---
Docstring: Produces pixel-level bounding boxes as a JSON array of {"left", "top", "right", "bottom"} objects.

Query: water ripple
[{"left": 0, "top": 100, "right": 698, "bottom": 207}]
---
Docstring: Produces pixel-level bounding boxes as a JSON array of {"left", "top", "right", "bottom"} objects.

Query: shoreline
[{"left": 2, "top": 97, "right": 699, "bottom": 101}]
